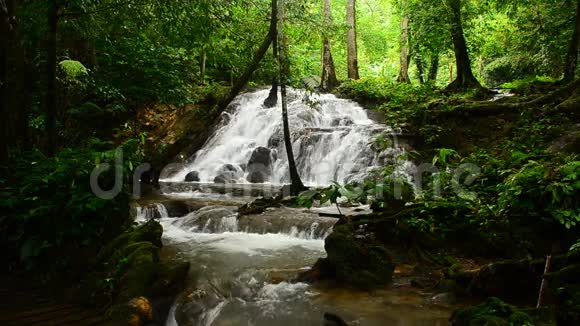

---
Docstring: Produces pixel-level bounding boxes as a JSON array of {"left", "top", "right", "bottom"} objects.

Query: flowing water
[
  {"left": 143, "top": 89, "right": 457, "bottom": 325},
  {"left": 164, "top": 88, "right": 392, "bottom": 186}
]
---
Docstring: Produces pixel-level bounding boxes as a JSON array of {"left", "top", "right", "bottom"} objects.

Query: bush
[{"left": 0, "top": 139, "right": 144, "bottom": 277}]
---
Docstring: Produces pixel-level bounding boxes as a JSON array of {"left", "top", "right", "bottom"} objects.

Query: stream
[{"left": 140, "top": 89, "right": 459, "bottom": 325}]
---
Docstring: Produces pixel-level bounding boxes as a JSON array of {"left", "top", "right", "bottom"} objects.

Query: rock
[
  {"left": 318, "top": 223, "right": 395, "bottom": 288},
  {"left": 179, "top": 206, "right": 236, "bottom": 232},
  {"left": 238, "top": 197, "right": 280, "bottom": 216},
  {"left": 428, "top": 292, "right": 457, "bottom": 305},
  {"left": 246, "top": 147, "right": 273, "bottom": 183},
  {"left": 218, "top": 164, "right": 243, "bottom": 177},
  {"left": 214, "top": 172, "right": 238, "bottom": 184},
  {"left": 555, "top": 285, "right": 580, "bottom": 325},
  {"left": 93, "top": 221, "right": 190, "bottom": 325},
  {"left": 184, "top": 171, "right": 200, "bottom": 182},
  {"left": 450, "top": 297, "right": 533, "bottom": 326},
  {"left": 324, "top": 312, "right": 349, "bottom": 326},
  {"left": 465, "top": 260, "right": 544, "bottom": 300},
  {"left": 296, "top": 258, "right": 334, "bottom": 283},
  {"left": 331, "top": 118, "right": 354, "bottom": 127},
  {"left": 548, "top": 124, "right": 580, "bottom": 154}
]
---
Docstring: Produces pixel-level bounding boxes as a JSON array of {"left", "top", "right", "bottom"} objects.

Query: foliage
[
  {"left": 0, "top": 139, "right": 145, "bottom": 275},
  {"left": 498, "top": 158, "right": 580, "bottom": 229}
]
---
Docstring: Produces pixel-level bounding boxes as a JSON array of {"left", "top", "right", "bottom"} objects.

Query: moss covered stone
[
  {"left": 450, "top": 297, "right": 533, "bottom": 326},
  {"left": 323, "top": 223, "right": 395, "bottom": 288}
]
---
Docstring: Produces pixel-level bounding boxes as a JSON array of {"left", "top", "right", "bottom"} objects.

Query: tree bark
[
  {"left": 415, "top": 54, "right": 425, "bottom": 84},
  {"left": 564, "top": 0, "right": 580, "bottom": 82},
  {"left": 346, "top": 0, "right": 359, "bottom": 80},
  {"left": 446, "top": 0, "right": 481, "bottom": 91},
  {"left": 264, "top": 0, "right": 279, "bottom": 109},
  {"left": 46, "top": 0, "right": 59, "bottom": 156},
  {"left": 428, "top": 55, "right": 439, "bottom": 82},
  {"left": 278, "top": 0, "right": 305, "bottom": 195},
  {"left": 397, "top": 16, "right": 411, "bottom": 83},
  {"left": 217, "top": 0, "right": 277, "bottom": 112},
  {"left": 321, "top": 0, "right": 339, "bottom": 91}
]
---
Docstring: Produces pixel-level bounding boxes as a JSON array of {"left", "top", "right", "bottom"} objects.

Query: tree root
[{"left": 438, "top": 78, "right": 580, "bottom": 117}]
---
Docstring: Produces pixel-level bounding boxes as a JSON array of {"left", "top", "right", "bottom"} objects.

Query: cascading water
[
  {"left": 165, "top": 88, "right": 390, "bottom": 186},
  {"left": 136, "top": 90, "right": 456, "bottom": 325}
]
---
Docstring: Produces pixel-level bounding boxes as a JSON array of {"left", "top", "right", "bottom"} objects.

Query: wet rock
[
  {"left": 428, "top": 292, "right": 457, "bottom": 305},
  {"left": 179, "top": 206, "right": 236, "bottom": 232},
  {"left": 246, "top": 147, "right": 273, "bottom": 183},
  {"left": 184, "top": 171, "right": 200, "bottom": 182},
  {"left": 450, "top": 297, "right": 533, "bottom": 326},
  {"left": 331, "top": 117, "right": 354, "bottom": 127},
  {"left": 548, "top": 124, "right": 580, "bottom": 154},
  {"left": 218, "top": 164, "right": 243, "bottom": 177},
  {"left": 324, "top": 312, "right": 349, "bottom": 326},
  {"left": 268, "top": 131, "right": 283, "bottom": 148},
  {"left": 318, "top": 223, "right": 395, "bottom": 288},
  {"left": 238, "top": 197, "right": 281, "bottom": 216},
  {"left": 162, "top": 201, "right": 194, "bottom": 218},
  {"left": 214, "top": 172, "right": 238, "bottom": 184},
  {"left": 94, "top": 221, "right": 190, "bottom": 324},
  {"left": 555, "top": 285, "right": 580, "bottom": 325}
]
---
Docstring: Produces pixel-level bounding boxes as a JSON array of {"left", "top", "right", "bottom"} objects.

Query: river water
[{"left": 140, "top": 89, "right": 457, "bottom": 325}]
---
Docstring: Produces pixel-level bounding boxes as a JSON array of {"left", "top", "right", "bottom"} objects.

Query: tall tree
[
  {"left": 346, "top": 0, "right": 359, "bottom": 80},
  {"left": 428, "top": 55, "right": 439, "bottom": 82},
  {"left": 397, "top": 15, "right": 411, "bottom": 83},
  {"left": 0, "top": 0, "right": 28, "bottom": 163},
  {"left": 321, "top": 0, "right": 339, "bottom": 91},
  {"left": 278, "top": 0, "right": 305, "bottom": 195},
  {"left": 564, "top": 0, "right": 580, "bottom": 82},
  {"left": 46, "top": 0, "right": 59, "bottom": 156},
  {"left": 218, "top": 0, "right": 277, "bottom": 111},
  {"left": 446, "top": 0, "right": 481, "bottom": 90}
]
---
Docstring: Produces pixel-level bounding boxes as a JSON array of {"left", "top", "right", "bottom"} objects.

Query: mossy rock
[
  {"left": 450, "top": 297, "right": 533, "bottom": 326},
  {"left": 555, "top": 284, "right": 580, "bottom": 325},
  {"left": 323, "top": 223, "right": 395, "bottom": 288},
  {"left": 97, "top": 220, "right": 163, "bottom": 263}
]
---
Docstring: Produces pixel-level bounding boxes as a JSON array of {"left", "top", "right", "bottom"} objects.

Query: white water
[
  {"left": 140, "top": 199, "right": 453, "bottom": 326},
  {"left": 165, "top": 88, "right": 389, "bottom": 186}
]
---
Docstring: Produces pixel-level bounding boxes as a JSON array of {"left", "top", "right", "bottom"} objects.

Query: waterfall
[
  {"left": 165, "top": 205, "right": 335, "bottom": 240},
  {"left": 165, "top": 88, "right": 391, "bottom": 186},
  {"left": 135, "top": 203, "right": 169, "bottom": 222}
]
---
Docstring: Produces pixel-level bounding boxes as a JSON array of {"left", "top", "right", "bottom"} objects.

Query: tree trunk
[
  {"left": 278, "top": 0, "right": 305, "bottom": 195},
  {"left": 428, "top": 55, "right": 439, "bottom": 82},
  {"left": 217, "top": 0, "right": 277, "bottom": 112},
  {"left": 264, "top": 0, "right": 279, "bottom": 109},
  {"left": 564, "top": 0, "right": 580, "bottom": 82},
  {"left": 397, "top": 16, "right": 411, "bottom": 83},
  {"left": 415, "top": 54, "right": 425, "bottom": 84},
  {"left": 199, "top": 47, "right": 206, "bottom": 86},
  {"left": 346, "top": 0, "right": 359, "bottom": 80},
  {"left": 46, "top": 0, "right": 58, "bottom": 156},
  {"left": 446, "top": 0, "right": 481, "bottom": 91},
  {"left": 321, "top": 0, "right": 339, "bottom": 91}
]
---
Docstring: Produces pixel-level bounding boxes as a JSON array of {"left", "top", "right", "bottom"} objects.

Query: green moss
[
  {"left": 324, "top": 224, "right": 395, "bottom": 288},
  {"left": 555, "top": 285, "right": 580, "bottom": 325},
  {"left": 451, "top": 297, "right": 533, "bottom": 326}
]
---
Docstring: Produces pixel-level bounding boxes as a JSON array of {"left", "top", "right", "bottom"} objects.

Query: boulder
[
  {"left": 213, "top": 172, "right": 238, "bottom": 184},
  {"left": 184, "top": 171, "right": 200, "bottom": 182},
  {"left": 90, "top": 220, "right": 190, "bottom": 325},
  {"left": 246, "top": 147, "right": 273, "bottom": 183},
  {"left": 316, "top": 223, "right": 395, "bottom": 288},
  {"left": 324, "top": 312, "right": 349, "bottom": 326},
  {"left": 450, "top": 297, "right": 533, "bottom": 326},
  {"left": 428, "top": 292, "right": 457, "bottom": 305}
]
